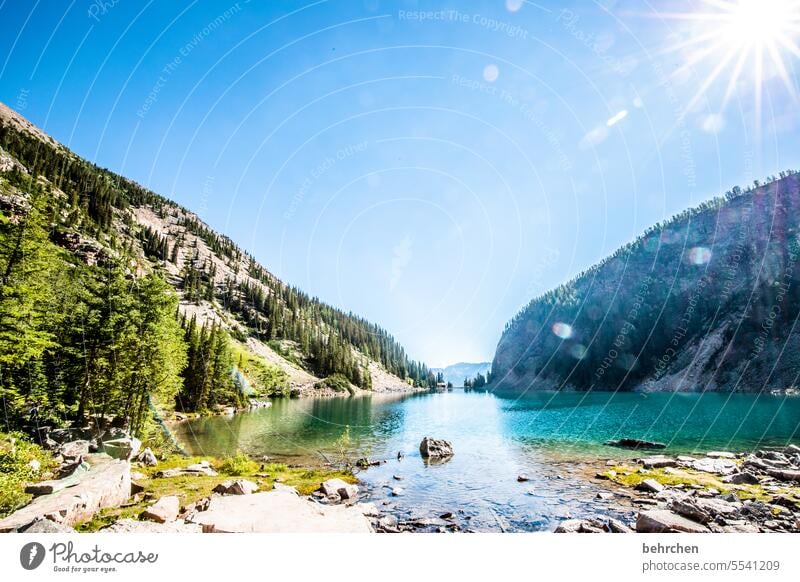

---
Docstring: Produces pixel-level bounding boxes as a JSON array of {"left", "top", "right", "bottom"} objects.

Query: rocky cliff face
[{"left": 491, "top": 173, "right": 800, "bottom": 394}]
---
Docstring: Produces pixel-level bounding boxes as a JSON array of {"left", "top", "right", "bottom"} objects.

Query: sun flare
[{"left": 660, "top": 0, "right": 800, "bottom": 114}]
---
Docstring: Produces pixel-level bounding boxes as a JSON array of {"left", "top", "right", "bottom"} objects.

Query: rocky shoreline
[
  {"left": 3, "top": 424, "right": 799, "bottom": 534},
  {"left": 557, "top": 445, "right": 800, "bottom": 533}
]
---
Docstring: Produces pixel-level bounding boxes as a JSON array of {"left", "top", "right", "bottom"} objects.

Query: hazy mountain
[
  {"left": 491, "top": 172, "right": 800, "bottom": 394},
  {"left": 432, "top": 362, "right": 492, "bottom": 386}
]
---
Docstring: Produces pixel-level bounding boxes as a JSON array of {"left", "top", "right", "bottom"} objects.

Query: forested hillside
[
  {"left": 491, "top": 171, "right": 800, "bottom": 394},
  {"left": 0, "top": 103, "right": 433, "bottom": 439}
]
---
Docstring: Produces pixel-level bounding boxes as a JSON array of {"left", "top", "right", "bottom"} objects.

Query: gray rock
[
  {"left": 706, "top": 451, "right": 736, "bottom": 459},
  {"left": 671, "top": 499, "right": 711, "bottom": 523},
  {"left": 419, "top": 437, "right": 454, "bottom": 459},
  {"left": 640, "top": 456, "right": 677, "bottom": 469},
  {"left": 105, "top": 518, "right": 202, "bottom": 533},
  {"left": 607, "top": 517, "right": 633, "bottom": 533},
  {"left": 186, "top": 489, "right": 373, "bottom": 532},
  {"left": 58, "top": 440, "right": 91, "bottom": 460},
  {"left": 20, "top": 518, "right": 76, "bottom": 533},
  {"left": 691, "top": 458, "right": 737, "bottom": 475},
  {"left": 554, "top": 519, "right": 584, "bottom": 533},
  {"left": 636, "top": 510, "right": 710, "bottom": 533},
  {"left": 212, "top": 479, "right": 259, "bottom": 495},
  {"left": 727, "top": 471, "right": 759, "bottom": 485},
  {"left": 319, "top": 478, "right": 350, "bottom": 497},
  {"left": 337, "top": 484, "right": 359, "bottom": 500},
  {"left": 0, "top": 454, "right": 130, "bottom": 532},
  {"left": 100, "top": 437, "right": 141, "bottom": 461},
  {"left": 636, "top": 479, "right": 665, "bottom": 493},
  {"left": 517, "top": 474, "right": 530, "bottom": 482},
  {"left": 136, "top": 448, "right": 158, "bottom": 467},
  {"left": 142, "top": 495, "right": 180, "bottom": 523}
]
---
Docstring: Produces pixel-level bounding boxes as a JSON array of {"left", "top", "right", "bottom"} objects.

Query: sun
[{"left": 658, "top": 0, "right": 800, "bottom": 115}]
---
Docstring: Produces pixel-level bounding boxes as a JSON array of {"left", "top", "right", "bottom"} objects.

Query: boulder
[
  {"left": 105, "top": 518, "right": 202, "bottom": 533},
  {"left": 319, "top": 478, "right": 350, "bottom": 497},
  {"left": 0, "top": 454, "right": 130, "bottom": 532},
  {"left": 691, "top": 458, "right": 737, "bottom": 475},
  {"left": 765, "top": 468, "right": 800, "bottom": 482},
  {"left": 607, "top": 517, "right": 633, "bottom": 533},
  {"left": 100, "top": 436, "right": 141, "bottom": 461},
  {"left": 212, "top": 479, "right": 259, "bottom": 495},
  {"left": 726, "top": 471, "right": 759, "bottom": 485},
  {"left": 24, "top": 462, "right": 89, "bottom": 496},
  {"left": 136, "top": 448, "right": 158, "bottom": 467},
  {"left": 20, "top": 518, "right": 76, "bottom": 533},
  {"left": 707, "top": 451, "right": 736, "bottom": 459},
  {"left": 636, "top": 510, "right": 710, "bottom": 533},
  {"left": 419, "top": 437, "right": 454, "bottom": 459},
  {"left": 337, "top": 483, "right": 359, "bottom": 500},
  {"left": 142, "top": 496, "right": 180, "bottom": 523},
  {"left": 636, "top": 479, "right": 665, "bottom": 493},
  {"left": 58, "top": 440, "right": 91, "bottom": 460},
  {"left": 671, "top": 499, "right": 711, "bottom": 523},
  {"left": 554, "top": 519, "right": 584, "bottom": 533},
  {"left": 186, "top": 489, "right": 373, "bottom": 532},
  {"left": 640, "top": 456, "right": 677, "bottom": 469}
]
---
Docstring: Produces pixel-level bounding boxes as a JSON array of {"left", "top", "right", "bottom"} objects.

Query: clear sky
[{"left": 1, "top": 0, "right": 798, "bottom": 367}]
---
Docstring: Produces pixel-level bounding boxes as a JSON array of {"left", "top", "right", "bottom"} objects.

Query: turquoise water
[{"left": 173, "top": 390, "right": 800, "bottom": 531}]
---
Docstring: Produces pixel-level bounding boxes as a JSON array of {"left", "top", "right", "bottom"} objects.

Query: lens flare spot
[
  {"left": 552, "top": 322, "right": 573, "bottom": 339},
  {"left": 570, "top": 344, "right": 587, "bottom": 359},
  {"left": 483, "top": 64, "right": 499, "bottom": 83},
  {"left": 687, "top": 246, "right": 712, "bottom": 265}
]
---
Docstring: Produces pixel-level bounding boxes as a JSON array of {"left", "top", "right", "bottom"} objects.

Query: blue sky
[{"left": 1, "top": 0, "right": 798, "bottom": 367}]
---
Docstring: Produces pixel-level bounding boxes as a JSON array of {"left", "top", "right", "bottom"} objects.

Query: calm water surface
[{"left": 173, "top": 390, "right": 800, "bottom": 531}]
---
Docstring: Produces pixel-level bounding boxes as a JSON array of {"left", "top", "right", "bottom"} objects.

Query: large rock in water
[
  {"left": 0, "top": 454, "right": 130, "bottom": 532},
  {"left": 605, "top": 438, "right": 666, "bottom": 450},
  {"left": 186, "top": 488, "right": 373, "bottom": 532},
  {"left": 419, "top": 437, "right": 454, "bottom": 459}
]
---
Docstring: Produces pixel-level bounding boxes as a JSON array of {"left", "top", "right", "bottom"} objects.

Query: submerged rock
[{"left": 605, "top": 438, "right": 666, "bottom": 450}]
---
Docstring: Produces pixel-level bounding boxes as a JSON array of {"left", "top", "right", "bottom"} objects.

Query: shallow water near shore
[{"left": 173, "top": 390, "right": 800, "bottom": 531}]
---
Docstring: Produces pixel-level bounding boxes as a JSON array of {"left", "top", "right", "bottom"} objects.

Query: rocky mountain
[
  {"left": 0, "top": 102, "right": 433, "bottom": 414},
  {"left": 432, "top": 362, "right": 491, "bottom": 386},
  {"left": 491, "top": 172, "right": 800, "bottom": 394}
]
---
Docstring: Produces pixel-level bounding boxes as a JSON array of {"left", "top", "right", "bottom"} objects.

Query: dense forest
[
  {"left": 491, "top": 171, "right": 800, "bottom": 394},
  {"left": 0, "top": 109, "right": 434, "bottom": 440}
]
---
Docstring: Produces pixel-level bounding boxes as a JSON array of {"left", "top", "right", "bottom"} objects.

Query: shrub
[
  {"left": 218, "top": 450, "right": 258, "bottom": 475},
  {"left": 0, "top": 432, "right": 57, "bottom": 518},
  {"left": 315, "top": 374, "right": 354, "bottom": 395}
]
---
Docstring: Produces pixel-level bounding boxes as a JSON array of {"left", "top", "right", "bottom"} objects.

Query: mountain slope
[
  {"left": 432, "top": 362, "right": 491, "bottom": 386},
  {"left": 491, "top": 172, "right": 800, "bottom": 394},
  {"left": 0, "top": 102, "right": 431, "bottom": 414}
]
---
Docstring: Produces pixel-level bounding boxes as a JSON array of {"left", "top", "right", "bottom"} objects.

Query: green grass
[
  {"left": 602, "top": 464, "right": 800, "bottom": 505},
  {"left": 77, "top": 453, "right": 355, "bottom": 532},
  {"left": 0, "top": 432, "right": 59, "bottom": 518}
]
